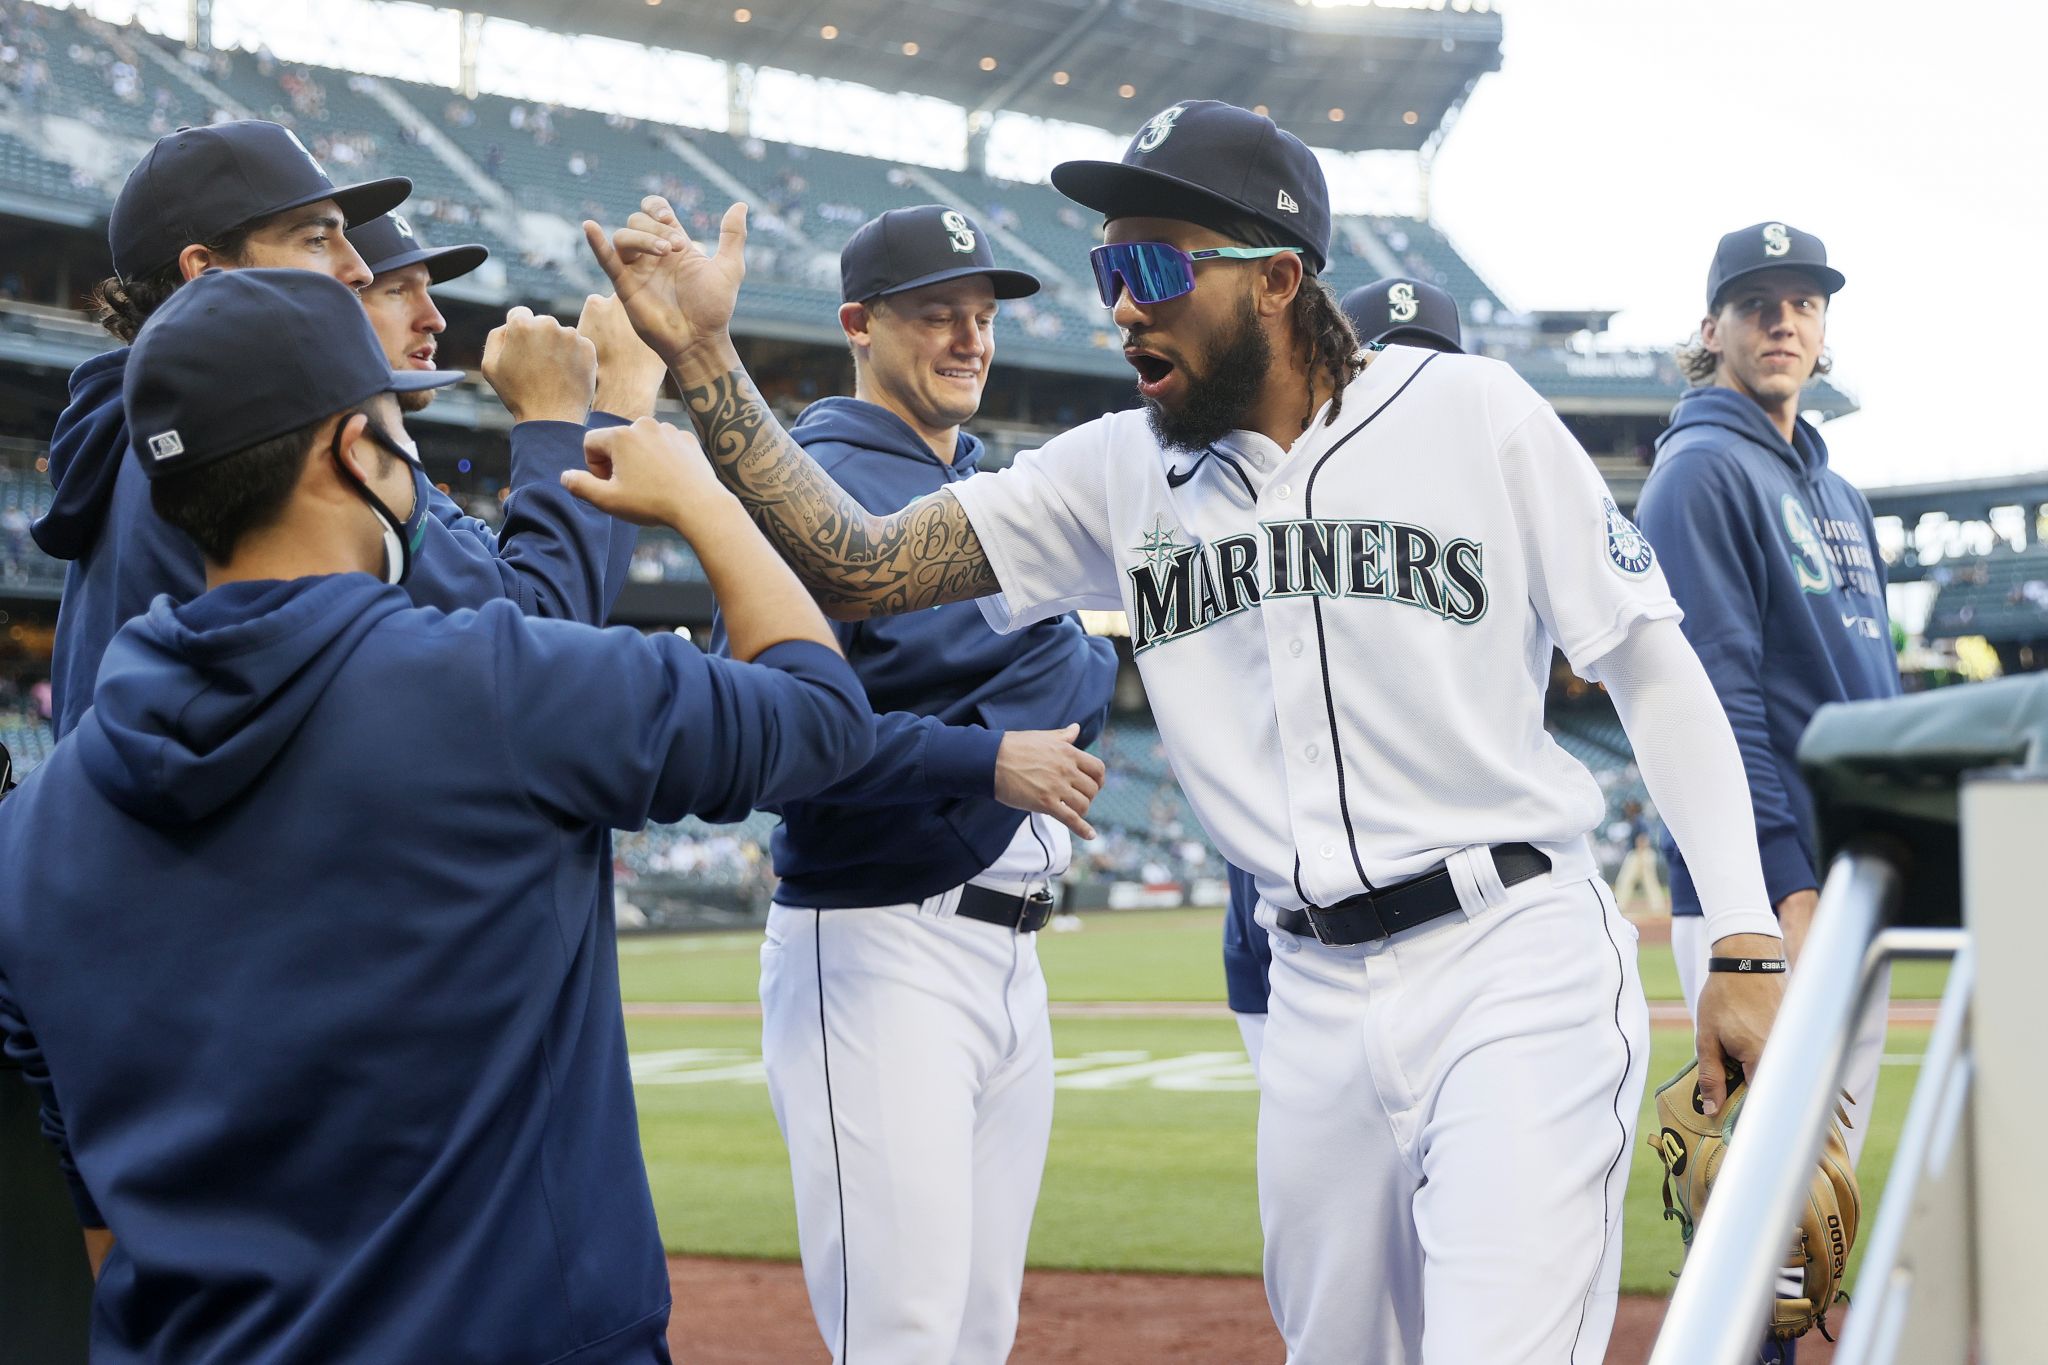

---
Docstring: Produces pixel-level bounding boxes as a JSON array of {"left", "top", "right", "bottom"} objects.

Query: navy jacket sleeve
[
  {"left": 406, "top": 415, "right": 637, "bottom": 626},
  {"left": 1635, "top": 451, "right": 1815, "bottom": 902},
  {"left": 488, "top": 610, "right": 875, "bottom": 829},
  {"left": 0, "top": 971, "right": 103, "bottom": 1227},
  {"left": 793, "top": 710, "right": 1003, "bottom": 806}
]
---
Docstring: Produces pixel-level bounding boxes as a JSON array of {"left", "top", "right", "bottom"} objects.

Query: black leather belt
[
  {"left": 1275, "top": 843, "right": 1550, "bottom": 946},
  {"left": 956, "top": 884, "right": 1056, "bottom": 933}
]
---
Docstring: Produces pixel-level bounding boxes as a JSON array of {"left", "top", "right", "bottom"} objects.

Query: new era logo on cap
[
  {"left": 147, "top": 430, "right": 184, "bottom": 462},
  {"left": 1276, "top": 190, "right": 1299, "bottom": 214}
]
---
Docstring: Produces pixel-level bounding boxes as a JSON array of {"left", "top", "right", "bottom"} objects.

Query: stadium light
[
  {"left": 902, "top": 41, "right": 919, "bottom": 55},
  {"left": 1053, "top": 70, "right": 1070, "bottom": 85},
  {"left": 820, "top": 24, "right": 838, "bottom": 38},
  {"left": 1329, "top": 107, "right": 1344, "bottom": 121},
  {"left": 733, "top": 7, "right": 750, "bottom": 20},
  {"left": 979, "top": 56, "right": 998, "bottom": 71},
  {"left": 1118, "top": 83, "right": 1136, "bottom": 98},
  {"left": 1254, "top": 104, "right": 1269, "bottom": 116},
  {"left": 1402, "top": 110, "right": 1418, "bottom": 124}
]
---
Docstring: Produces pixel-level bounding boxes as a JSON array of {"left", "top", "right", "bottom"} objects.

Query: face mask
[{"left": 333, "top": 417, "right": 429, "bottom": 586}]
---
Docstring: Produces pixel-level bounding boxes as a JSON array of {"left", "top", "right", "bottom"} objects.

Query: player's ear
[
  {"left": 1257, "top": 251, "right": 1304, "bottom": 319},
  {"left": 838, "top": 300, "right": 874, "bottom": 349},
  {"left": 331, "top": 411, "right": 376, "bottom": 484},
  {"left": 1698, "top": 313, "right": 1723, "bottom": 357}
]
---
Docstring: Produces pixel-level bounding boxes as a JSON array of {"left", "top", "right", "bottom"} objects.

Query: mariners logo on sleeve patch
[{"left": 1604, "top": 498, "right": 1654, "bottom": 578}]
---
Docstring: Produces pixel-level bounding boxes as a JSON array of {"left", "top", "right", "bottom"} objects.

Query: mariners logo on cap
[
  {"left": 1763, "top": 222, "right": 1791, "bottom": 257},
  {"left": 147, "top": 430, "right": 185, "bottom": 462},
  {"left": 280, "top": 126, "right": 328, "bottom": 179},
  {"left": 941, "top": 209, "right": 975, "bottom": 254},
  {"left": 1604, "top": 497, "right": 1654, "bottom": 578},
  {"left": 1136, "top": 104, "right": 1187, "bottom": 153},
  {"left": 392, "top": 213, "right": 416, "bottom": 241},
  {"left": 1388, "top": 282, "right": 1419, "bottom": 323}
]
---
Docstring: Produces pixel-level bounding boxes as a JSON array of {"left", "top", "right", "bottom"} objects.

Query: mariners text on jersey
[{"left": 1128, "top": 518, "right": 1487, "bottom": 651}]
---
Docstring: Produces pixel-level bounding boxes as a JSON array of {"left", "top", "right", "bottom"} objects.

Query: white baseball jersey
[{"left": 950, "top": 345, "right": 1681, "bottom": 912}]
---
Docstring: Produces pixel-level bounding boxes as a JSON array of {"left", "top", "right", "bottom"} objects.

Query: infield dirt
[{"left": 664, "top": 1256, "right": 1840, "bottom": 1363}]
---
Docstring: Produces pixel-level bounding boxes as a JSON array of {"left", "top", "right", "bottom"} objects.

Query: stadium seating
[
  {"left": 0, "top": 463, "right": 60, "bottom": 591},
  {"left": 1364, "top": 216, "right": 1503, "bottom": 319},
  {"left": 0, "top": 130, "right": 96, "bottom": 210},
  {"left": 1924, "top": 547, "right": 2048, "bottom": 643},
  {"left": 0, "top": 4, "right": 1509, "bottom": 366}
]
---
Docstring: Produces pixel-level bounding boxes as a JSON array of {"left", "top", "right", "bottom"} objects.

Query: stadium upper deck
[{"left": 0, "top": 0, "right": 1856, "bottom": 421}]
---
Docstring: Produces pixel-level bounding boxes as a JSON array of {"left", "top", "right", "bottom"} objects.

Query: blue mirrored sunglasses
[{"left": 1088, "top": 241, "right": 1304, "bottom": 308}]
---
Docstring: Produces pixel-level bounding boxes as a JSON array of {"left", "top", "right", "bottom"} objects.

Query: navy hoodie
[
  {"left": 1636, "top": 386, "right": 1900, "bottom": 916},
  {"left": 720, "top": 397, "right": 1118, "bottom": 908},
  {"left": 32, "top": 346, "right": 638, "bottom": 739},
  {"left": 0, "top": 575, "right": 873, "bottom": 1364}
]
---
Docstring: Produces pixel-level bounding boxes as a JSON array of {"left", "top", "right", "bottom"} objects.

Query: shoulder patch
[{"left": 1604, "top": 497, "right": 1655, "bottom": 578}]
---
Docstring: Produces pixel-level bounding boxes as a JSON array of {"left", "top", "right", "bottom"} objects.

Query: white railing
[{"left": 1648, "top": 843, "right": 1966, "bottom": 1365}]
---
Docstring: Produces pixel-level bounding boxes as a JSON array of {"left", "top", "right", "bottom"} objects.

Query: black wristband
[{"left": 1706, "top": 956, "right": 1787, "bottom": 974}]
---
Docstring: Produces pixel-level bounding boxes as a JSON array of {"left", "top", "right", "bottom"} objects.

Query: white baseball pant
[
  {"left": 759, "top": 901, "right": 1053, "bottom": 1365},
  {"left": 1257, "top": 872, "right": 1649, "bottom": 1364}
]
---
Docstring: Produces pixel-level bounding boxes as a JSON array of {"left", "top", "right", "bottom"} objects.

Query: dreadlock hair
[
  {"left": 1212, "top": 216, "right": 1363, "bottom": 430},
  {"left": 87, "top": 225, "right": 256, "bottom": 343}
]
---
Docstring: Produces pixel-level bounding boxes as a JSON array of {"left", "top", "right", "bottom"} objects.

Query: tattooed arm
[{"left": 583, "top": 199, "right": 998, "bottom": 619}]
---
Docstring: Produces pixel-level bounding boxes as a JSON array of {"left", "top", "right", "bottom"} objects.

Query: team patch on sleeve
[{"left": 1603, "top": 498, "right": 1655, "bottom": 578}]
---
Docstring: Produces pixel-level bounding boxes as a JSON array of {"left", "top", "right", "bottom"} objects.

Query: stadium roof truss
[{"left": 450, "top": 0, "right": 1504, "bottom": 153}]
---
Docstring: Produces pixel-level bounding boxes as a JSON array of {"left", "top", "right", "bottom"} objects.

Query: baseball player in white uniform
[{"left": 586, "top": 99, "right": 1787, "bottom": 1365}]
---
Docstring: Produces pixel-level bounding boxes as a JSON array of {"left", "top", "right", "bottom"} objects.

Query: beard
[
  {"left": 398, "top": 388, "right": 436, "bottom": 414},
  {"left": 1141, "top": 295, "right": 1272, "bottom": 453}
]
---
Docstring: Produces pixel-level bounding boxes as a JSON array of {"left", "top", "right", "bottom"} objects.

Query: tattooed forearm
[{"left": 678, "top": 363, "right": 999, "bottom": 617}]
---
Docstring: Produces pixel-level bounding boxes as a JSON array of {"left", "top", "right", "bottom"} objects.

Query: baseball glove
[{"left": 1649, "top": 1058, "right": 1860, "bottom": 1341}]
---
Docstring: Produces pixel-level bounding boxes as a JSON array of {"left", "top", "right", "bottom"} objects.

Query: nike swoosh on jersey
[{"left": 1165, "top": 464, "right": 1198, "bottom": 488}]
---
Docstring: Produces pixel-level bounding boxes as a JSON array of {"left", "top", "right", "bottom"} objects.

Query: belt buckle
[
  {"left": 1018, "top": 888, "right": 1055, "bottom": 933},
  {"left": 1303, "top": 895, "right": 1386, "bottom": 947}
]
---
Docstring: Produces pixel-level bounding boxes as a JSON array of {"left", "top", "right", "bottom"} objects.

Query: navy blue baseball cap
[
  {"left": 125, "top": 268, "right": 460, "bottom": 479},
  {"left": 840, "top": 205, "right": 1039, "bottom": 303},
  {"left": 1052, "top": 101, "right": 1331, "bottom": 274},
  {"left": 1706, "top": 221, "right": 1845, "bottom": 312},
  {"left": 1342, "top": 277, "right": 1463, "bottom": 354},
  {"left": 346, "top": 210, "right": 488, "bottom": 282},
  {"left": 109, "top": 121, "right": 411, "bottom": 281}
]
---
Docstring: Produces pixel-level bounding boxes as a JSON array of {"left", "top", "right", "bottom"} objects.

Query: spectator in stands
[
  {"left": 32, "top": 122, "right": 635, "bottom": 739},
  {"left": 721, "top": 205, "right": 1116, "bottom": 1365},
  {"left": 1638, "top": 222, "right": 1898, "bottom": 1269},
  {"left": 0, "top": 267, "right": 874, "bottom": 1363},
  {"left": 1610, "top": 799, "right": 1668, "bottom": 916}
]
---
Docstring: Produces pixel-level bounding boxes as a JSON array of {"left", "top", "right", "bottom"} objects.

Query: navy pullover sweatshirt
[
  {"left": 0, "top": 574, "right": 873, "bottom": 1364},
  {"left": 32, "top": 346, "right": 638, "bottom": 738},
  {"left": 719, "top": 397, "right": 1117, "bottom": 908},
  {"left": 1635, "top": 385, "right": 1900, "bottom": 916}
]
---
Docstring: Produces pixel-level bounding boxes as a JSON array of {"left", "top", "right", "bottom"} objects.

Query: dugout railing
[{"left": 1650, "top": 675, "right": 2048, "bottom": 1365}]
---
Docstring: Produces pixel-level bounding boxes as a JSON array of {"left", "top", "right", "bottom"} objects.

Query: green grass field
[{"left": 624, "top": 908, "right": 1937, "bottom": 1295}]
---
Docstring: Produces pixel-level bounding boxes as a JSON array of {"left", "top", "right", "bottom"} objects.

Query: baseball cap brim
[
  {"left": 1051, "top": 159, "right": 1324, "bottom": 271},
  {"left": 1710, "top": 260, "right": 1846, "bottom": 311},
  {"left": 875, "top": 263, "right": 1040, "bottom": 301},
  {"left": 1373, "top": 326, "right": 1464, "bottom": 355},
  {"left": 253, "top": 175, "right": 412, "bottom": 235},
  {"left": 362, "top": 242, "right": 490, "bottom": 284},
  {"left": 388, "top": 366, "right": 465, "bottom": 394}
]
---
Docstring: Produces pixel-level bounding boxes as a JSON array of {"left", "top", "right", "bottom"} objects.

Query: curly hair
[
  {"left": 86, "top": 226, "right": 255, "bottom": 343},
  {"left": 1677, "top": 330, "right": 1833, "bottom": 387}
]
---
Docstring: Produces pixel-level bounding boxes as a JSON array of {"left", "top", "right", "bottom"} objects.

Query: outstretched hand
[{"left": 582, "top": 197, "right": 749, "bottom": 366}]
